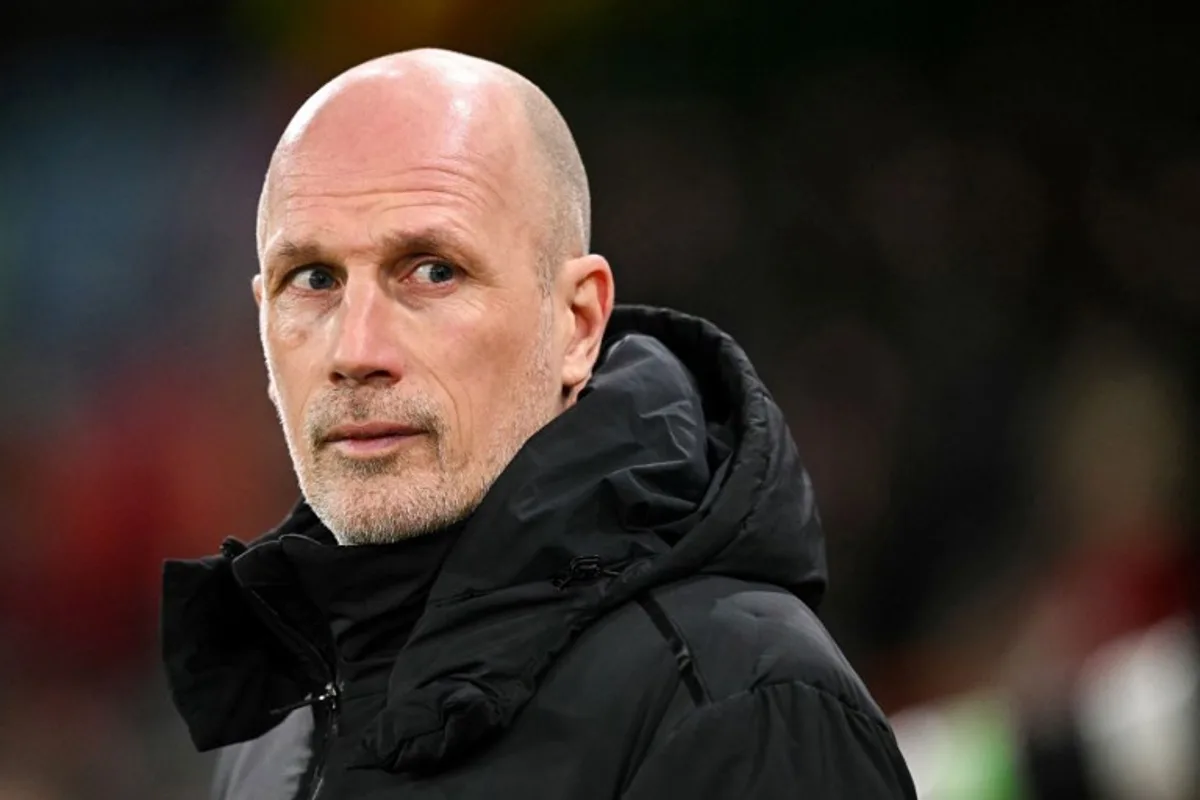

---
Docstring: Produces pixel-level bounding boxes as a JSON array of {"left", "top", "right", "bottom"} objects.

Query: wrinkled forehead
[{"left": 260, "top": 73, "right": 535, "bottom": 251}]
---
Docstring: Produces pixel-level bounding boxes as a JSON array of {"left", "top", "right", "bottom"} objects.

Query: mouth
[{"left": 322, "top": 421, "right": 425, "bottom": 457}]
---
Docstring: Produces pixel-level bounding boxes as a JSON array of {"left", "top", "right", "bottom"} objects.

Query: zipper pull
[
  {"left": 553, "top": 556, "right": 623, "bottom": 589},
  {"left": 269, "top": 681, "right": 338, "bottom": 718},
  {"left": 553, "top": 555, "right": 601, "bottom": 588}
]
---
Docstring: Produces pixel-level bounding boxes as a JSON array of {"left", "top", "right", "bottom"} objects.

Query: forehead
[{"left": 261, "top": 78, "right": 536, "bottom": 255}]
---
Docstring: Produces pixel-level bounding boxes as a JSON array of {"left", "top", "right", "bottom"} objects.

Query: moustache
[{"left": 305, "top": 390, "right": 443, "bottom": 449}]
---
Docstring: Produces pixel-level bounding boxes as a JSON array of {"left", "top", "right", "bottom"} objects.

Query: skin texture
[{"left": 254, "top": 49, "right": 614, "bottom": 545}]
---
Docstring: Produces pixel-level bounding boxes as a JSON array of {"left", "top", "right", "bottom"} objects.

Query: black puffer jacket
[{"left": 162, "top": 306, "right": 916, "bottom": 799}]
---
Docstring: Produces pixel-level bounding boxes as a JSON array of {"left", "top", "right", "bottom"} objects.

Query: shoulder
[
  {"left": 611, "top": 577, "right": 917, "bottom": 799},
  {"left": 645, "top": 575, "right": 887, "bottom": 724}
]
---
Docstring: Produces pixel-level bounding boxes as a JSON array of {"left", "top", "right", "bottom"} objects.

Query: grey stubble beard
[{"left": 270, "top": 304, "right": 560, "bottom": 545}]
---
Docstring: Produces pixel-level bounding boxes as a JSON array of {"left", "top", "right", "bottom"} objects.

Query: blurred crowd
[{"left": 0, "top": 1, "right": 1196, "bottom": 797}]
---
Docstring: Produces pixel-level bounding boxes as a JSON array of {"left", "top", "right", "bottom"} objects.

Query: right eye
[{"left": 287, "top": 266, "right": 337, "bottom": 292}]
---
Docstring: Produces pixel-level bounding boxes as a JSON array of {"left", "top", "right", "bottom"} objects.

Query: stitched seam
[
  {"left": 635, "top": 594, "right": 710, "bottom": 707},
  {"left": 620, "top": 679, "right": 907, "bottom": 799},
  {"left": 667, "top": 678, "right": 894, "bottom": 745},
  {"left": 774, "top": 679, "right": 893, "bottom": 730},
  {"left": 614, "top": 643, "right": 685, "bottom": 797}
]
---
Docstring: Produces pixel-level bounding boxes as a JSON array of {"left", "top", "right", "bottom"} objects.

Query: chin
[
  {"left": 333, "top": 524, "right": 430, "bottom": 546},
  {"left": 309, "top": 478, "right": 467, "bottom": 545}
]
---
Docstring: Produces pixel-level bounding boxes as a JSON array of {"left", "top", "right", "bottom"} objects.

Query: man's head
[{"left": 254, "top": 49, "right": 613, "bottom": 545}]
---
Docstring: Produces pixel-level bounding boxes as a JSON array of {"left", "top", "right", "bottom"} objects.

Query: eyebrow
[{"left": 265, "top": 226, "right": 474, "bottom": 277}]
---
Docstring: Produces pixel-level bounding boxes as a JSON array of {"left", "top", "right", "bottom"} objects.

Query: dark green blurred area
[{"left": 0, "top": 2, "right": 1196, "bottom": 797}]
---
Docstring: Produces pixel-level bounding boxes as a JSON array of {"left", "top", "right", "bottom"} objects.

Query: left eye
[{"left": 412, "top": 261, "right": 459, "bottom": 284}]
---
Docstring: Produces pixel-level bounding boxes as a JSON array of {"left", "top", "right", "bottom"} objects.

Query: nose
[{"left": 329, "top": 278, "right": 404, "bottom": 386}]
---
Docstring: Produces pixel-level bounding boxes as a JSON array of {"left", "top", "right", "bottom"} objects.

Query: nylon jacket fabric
[{"left": 161, "top": 305, "right": 916, "bottom": 799}]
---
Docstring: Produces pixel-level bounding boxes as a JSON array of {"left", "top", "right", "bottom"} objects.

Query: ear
[
  {"left": 252, "top": 274, "right": 278, "bottom": 407},
  {"left": 557, "top": 254, "right": 614, "bottom": 403}
]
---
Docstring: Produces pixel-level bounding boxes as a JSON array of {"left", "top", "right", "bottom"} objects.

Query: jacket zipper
[
  {"left": 237, "top": 584, "right": 339, "bottom": 800},
  {"left": 268, "top": 680, "right": 338, "bottom": 799},
  {"left": 221, "top": 540, "right": 342, "bottom": 800},
  {"left": 305, "top": 682, "right": 340, "bottom": 800}
]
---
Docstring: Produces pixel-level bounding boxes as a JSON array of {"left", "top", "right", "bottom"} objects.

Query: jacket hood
[{"left": 162, "top": 304, "right": 826, "bottom": 771}]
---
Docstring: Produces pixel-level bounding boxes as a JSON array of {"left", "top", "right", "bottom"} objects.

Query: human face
[{"left": 255, "top": 92, "right": 564, "bottom": 544}]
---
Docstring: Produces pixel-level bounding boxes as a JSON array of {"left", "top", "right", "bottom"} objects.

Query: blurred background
[{"left": 0, "top": 1, "right": 1197, "bottom": 797}]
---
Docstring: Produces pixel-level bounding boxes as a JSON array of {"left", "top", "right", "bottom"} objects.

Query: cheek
[
  {"left": 412, "top": 298, "right": 534, "bottom": 436},
  {"left": 407, "top": 311, "right": 483, "bottom": 429},
  {"left": 263, "top": 310, "right": 320, "bottom": 429},
  {"left": 269, "top": 298, "right": 318, "bottom": 349},
  {"left": 461, "top": 302, "right": 543, "bottom": 404}
]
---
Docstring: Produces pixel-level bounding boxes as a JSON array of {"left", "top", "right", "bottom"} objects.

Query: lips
[
  {"left": 321, "top": 422, "right": 425, "bottom": 457},
  {"left": 323, "top": 421, "right": 423, "bottom": 443}
]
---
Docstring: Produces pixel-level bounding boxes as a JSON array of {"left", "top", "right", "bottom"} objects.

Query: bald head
[{"left": 257, "top": 48, "right": 589, "bottom": 279}]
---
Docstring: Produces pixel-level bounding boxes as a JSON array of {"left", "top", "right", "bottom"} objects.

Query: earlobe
[{"left": 252, "top": 274, "right": 264, "bottom": 308}]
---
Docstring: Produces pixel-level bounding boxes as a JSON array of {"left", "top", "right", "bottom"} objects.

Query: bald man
[{"left": 162, "top": 49, "right": 916, "bottom": 800}]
